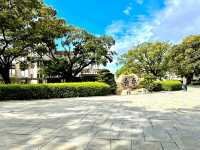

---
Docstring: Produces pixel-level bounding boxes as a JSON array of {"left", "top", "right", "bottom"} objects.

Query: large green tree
[
  {"left": 115, "top": 64, "right": 137, "bottom": 78},
  {"left": 167, "top": 35, "right": 200, "bottom": 83},
  {"left": 119, "top": 42, "right": 170, "bottom": 79},
  {"left": 44, "top": 27, "right": 115, "bottom": 81},
  {"left": 0, "top": 0, "right": 66, "bottom": 83}
]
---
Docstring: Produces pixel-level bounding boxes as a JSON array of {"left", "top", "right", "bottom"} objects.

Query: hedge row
[
  {"left": 0, "top": 82, "right": 113, "bottom": 100},
  {"left": 154, "top": 80, "right": 182, "bottom": 91}
]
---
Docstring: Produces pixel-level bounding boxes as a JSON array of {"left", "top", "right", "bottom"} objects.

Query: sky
[{"left": 44, "top": 0, "right": 200, "bottom": 73}]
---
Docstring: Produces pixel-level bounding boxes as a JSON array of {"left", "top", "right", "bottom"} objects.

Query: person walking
[{"left": 182, "top": 77, "right": 187, "bottom": 91}]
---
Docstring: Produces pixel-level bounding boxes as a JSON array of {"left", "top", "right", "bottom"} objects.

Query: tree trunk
[
  {"left": 62, "top": 68, "right": 76, "bottom": 82},
  {"left": 64, "top": 75, "right": 76, "bottom": 82},
  {"left": 0, "top": 67, "right": 11, "bottom": 84},
  {"left": 63, "top": 72, "right": 76, "bottom": 82}
]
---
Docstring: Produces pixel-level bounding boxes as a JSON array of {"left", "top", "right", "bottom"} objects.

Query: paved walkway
[{"left": 0, "top": 87, "right": 200, "bottom": 150}]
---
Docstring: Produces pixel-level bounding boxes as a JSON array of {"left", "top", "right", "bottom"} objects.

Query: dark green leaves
[{"left": 118, "top": 42, "right": 170, "bottom": 79}]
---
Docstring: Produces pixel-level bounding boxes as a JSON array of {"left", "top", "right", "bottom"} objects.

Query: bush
[
  {"left": 96, "top": 69, "right": 117, "bottom": 94},
  {"left": 138, "top": 79, "right": 145, "bottom": 88},
  {"left": 143, "top": 74, "right": 158, "bottom": 92},
  {"left": 152, "top": 82, "right": 162, "bottom": 91},
  {"left": 144, "top": 81, "right": 162, "bottom": 92},
  {"left": 155, "top": 80, "right": 182, "bottom": 91},
  {"left": 143, "top": 73, "right": 182, "bottom": 92},
  {"left": 0, "top": 82, "right": 113, "bottom": 101}
]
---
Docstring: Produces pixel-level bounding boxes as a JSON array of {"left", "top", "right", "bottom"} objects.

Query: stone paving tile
[
  {"left": 132, "top": 141, "right": 162, "bottom": 150},
  {"left": 161, "top": 142, "right": 179, "bottom": 150},
  {"left": 95, "top": 129, "right": 119, "bottom": 139},
  {"left": 0, "top": 87, "right": 200, "bottom": 149},
  {"left": 119, "top": 128, "right": 144, "bottom": 140},
  {"left": 42, "top": 135, "right": 92, "bottom": 150},
  {"left": 111, "top": 139, "right": 132, "bottom": 150},
  {"left": 144, "top": 127, "right": 172, "bottom": 142},
  {"left": 0, "top": 133, "right": 30, "bottom": 146},
  {"left": 0, "top": 144, "right": 43, "bottom": 150},
  {"left": 86, "top": 139, "right": 110, "bottom": 150},
  {"left": 3, "top": 126, "right": 39, "bottom": 135}
]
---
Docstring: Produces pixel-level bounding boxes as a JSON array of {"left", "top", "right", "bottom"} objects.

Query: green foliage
[
  {"left": 10, "top": 77, "right": 21, "bottom": 84},
  {"left": 152, "top": 82, "right": 162, "bottom": 91},
  {"left": 96, "top": 69, "right": 116, "bottom": 93},
  {"left": 19, "top": 61, "right": 29, "bottom": 71},
  {"left": 116, "top": 64, "right": 137, "bottom": 78},
  {"left": 155, "top": 80, "right": 182, "bottom": 91},
  {"left": 143, "top": 74, "right": 160, "bottom": 92},
  {"left": 144, "top": 80, "right": 182, "bottom": 92},
  {"left": 138, "top": 79, "right": 145, "bottom": 88},
  {"left": 44, "top": 27, "right": 115, "bottom": 81},
  {"left": 143, "top": 79, "right": 182, "bottom": 92},
  {"left": 0, "top": 0, "right": 67, "bottom": 84},
  {"left": 167, "top": 35, "right": 200, "bottom": 82},
  {"left": 0, "top": 82, "right": 113, "bottom": 100},
  {"left": 118, "top": 42, "right": 170, "bottom": 79},
  {"left": 142, "top": 70, "right": 182, "bottom": 92}
]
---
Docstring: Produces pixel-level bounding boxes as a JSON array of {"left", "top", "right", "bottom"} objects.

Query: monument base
[{"left": 121, "top": 90, "right": 132, "bottom": 95}]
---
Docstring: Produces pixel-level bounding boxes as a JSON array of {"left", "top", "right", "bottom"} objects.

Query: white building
[{"left": 7, "top": 52, "right": 99, "bottom": 83}]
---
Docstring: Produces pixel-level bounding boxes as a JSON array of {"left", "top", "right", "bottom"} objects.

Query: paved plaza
[{"left": 0, "top": 87, "right": 200, "bottom": 150}]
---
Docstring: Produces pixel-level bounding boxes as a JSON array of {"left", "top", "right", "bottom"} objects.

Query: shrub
[
  {"left": 143, "top": 74, "right": 159, "bottom": 92},
  {"left": 96, "top": 69, "right": 117, "bottom": 94},
  {"left": 0, "top": 82, "right": 113, "bottom": 101},
  {"left": 143, "top": 73, "right": 182, "bottom": 92},
  {"left": 138, "top": 79, "right": 145, "bottom": 88},
  {"left": 155, "top": 80, "right": 182, "bottom": 91},
  {"left": 152, "top": 82, "right": 162, "bottom": 91}
]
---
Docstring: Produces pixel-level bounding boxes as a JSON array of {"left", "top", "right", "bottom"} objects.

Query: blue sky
[
  {"left": 45, "top": 0, "right": 164, "bottom": 35},
  {"left": 45, "top": 0, "right": 200, "bottom": 73}
]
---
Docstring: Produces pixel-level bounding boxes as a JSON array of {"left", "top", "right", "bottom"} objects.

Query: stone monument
[{"left": 116, "top": 74, "right": 139, "bottom": 95}]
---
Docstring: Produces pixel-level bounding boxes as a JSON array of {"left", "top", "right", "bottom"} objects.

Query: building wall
[{"left": 9, "top": 60, "right": 99, "bottom": 83}]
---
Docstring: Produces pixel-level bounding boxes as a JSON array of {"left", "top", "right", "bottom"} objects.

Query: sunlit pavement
[{"left": 0, "top": 87, "right": 200, "bottom": 150}]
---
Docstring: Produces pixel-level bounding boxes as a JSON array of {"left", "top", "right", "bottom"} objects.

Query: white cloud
[
  {"left": 106, "top": 0, "right": 200, "bottom": 55},
  {"left": 105, "top": 20, "right": 125, "bottom": 36},
  {"left": 105, "top": 0, "right": 200, "bottom": 73},
  {"left": 106, "top": 21, "right": 152, "bottom": 53},
  {"left": 136, "top": 0, "right": 144, "bottom": 5},
  {"left": 123, "top": 5, "right": 132, "bottom": 16},
  {"left": 153, "top": 0, "right": 200, "bottom": 42},
  {"left": 106, "top": 20, "right": 153, "bottom": 54}
]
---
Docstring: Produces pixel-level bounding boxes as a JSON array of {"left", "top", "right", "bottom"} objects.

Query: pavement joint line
[
  {"left": 1, "top": 87, "right": 200, "bottom": 149},
  {"left": 165, "top": 130, "right": 181, "bottom": 149},
  {"left": 160, "top": 142, "right": 165, "bottom": 150}
]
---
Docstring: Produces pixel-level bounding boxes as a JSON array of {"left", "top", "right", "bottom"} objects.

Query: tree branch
[
  {"left": 73, "top": 59, "right": 95, "bottom": 77},
  {"left": 0, "top": 26, "right": 9, "bottom": 55}
]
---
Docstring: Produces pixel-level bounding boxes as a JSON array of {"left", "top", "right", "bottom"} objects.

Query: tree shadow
[{"left": 0, "top": 96, "right": 200, "bottom": 149}]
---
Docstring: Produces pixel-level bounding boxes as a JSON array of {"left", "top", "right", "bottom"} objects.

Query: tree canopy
[
  {"left": 43, "top": 27, "right": 115, "bottom": 81},
  {"left": 116, "top": 64, "right": 138, "bottom": 78},
  {"left": 0, "top": 0, "right": 67, "bottom": 83},
  {"left": 167, "top": 35, "right": 200, "bottom": 82},
  {"left": 118, "top": 42, "right": 170, "bottom": 79}
]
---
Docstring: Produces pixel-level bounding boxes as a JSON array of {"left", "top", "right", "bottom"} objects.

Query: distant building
[{"left": 0, "top": 51, "right": 100, "bottom": 83}]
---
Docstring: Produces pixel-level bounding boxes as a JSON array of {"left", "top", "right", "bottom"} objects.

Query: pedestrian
[{"left": 182, "top": 77, "right": 187, "bottom": 91}]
